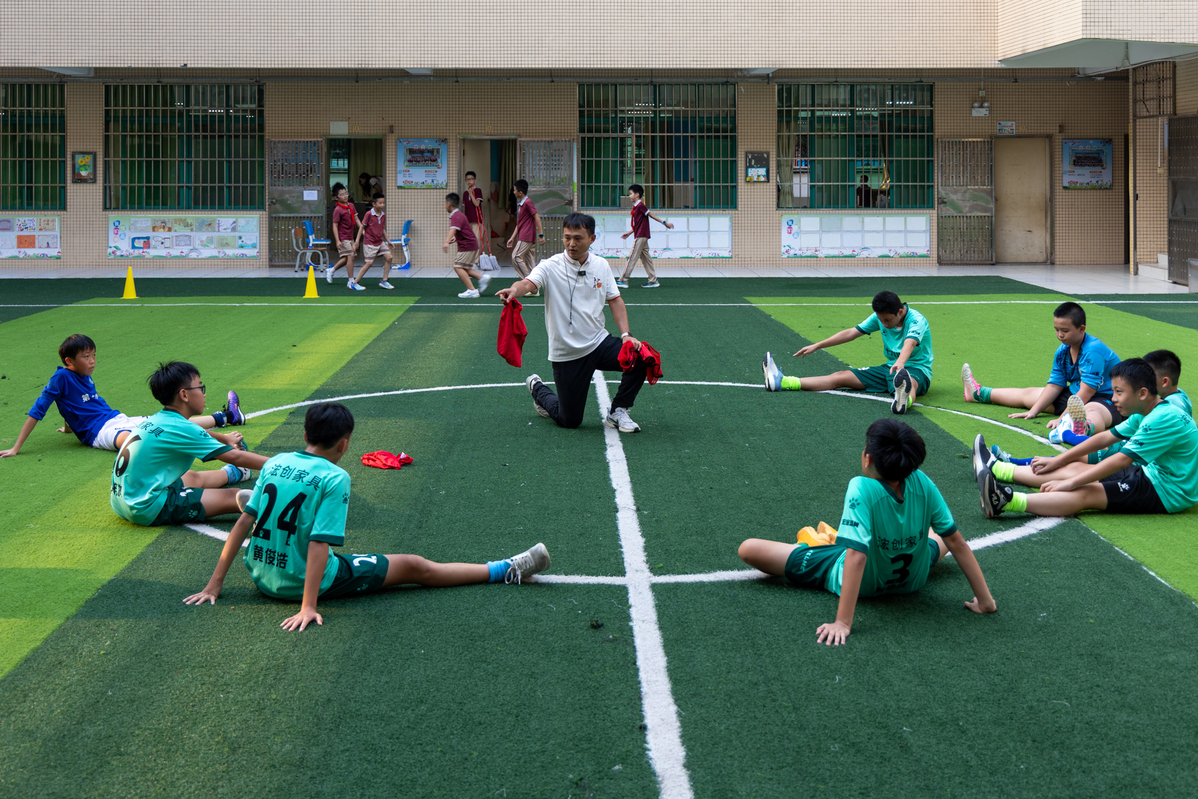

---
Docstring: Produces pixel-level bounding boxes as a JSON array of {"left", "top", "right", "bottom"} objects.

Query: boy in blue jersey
[
  {"left": 738, "top": 419, "right": 996, "bottom": 646},
  {"left": 975, "top": 358, "right": 1198, "bottom": 518},
  {"left": 763, "top": 291, "right": 932, "bottom": 415},
  {"left": 184, "top": 402, "right": 552, "bottom": 631},
  {"left": 1, "top": 334, "right": 247, "bottom": 459},
  {"left": 110, "top": 361, "right": 268, "bottom": 527},
  {"left": 961, "top": 302, "right": 1122, "bottom": 442}
]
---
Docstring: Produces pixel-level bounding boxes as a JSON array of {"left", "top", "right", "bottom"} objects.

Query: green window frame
[
  {"left": 777, "top": 83, "right": 933, "bottom": 210},
  {"left": 104, "top": 84, "right": 264, "bottom": 211},
  {"left": 0, "top": 84, "right": 66, "bottom": 211},
  {"left": 580, "top": 84, "right": 737, "bottom": 210}
]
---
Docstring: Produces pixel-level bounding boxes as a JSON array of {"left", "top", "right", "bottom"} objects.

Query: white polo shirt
[{"left": 527, "top": 250, "right": 620, "bottom": 362}]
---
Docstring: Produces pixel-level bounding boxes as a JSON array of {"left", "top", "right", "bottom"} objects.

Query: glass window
[
  {"left": 777, "top": 83, "right": 933, "bottom": 210},
  {"left": 0, "top": 84, "right": 66, "bottom": 210},
  {"left": 104, "top": 84, "right": 264, "bottom": 210}
]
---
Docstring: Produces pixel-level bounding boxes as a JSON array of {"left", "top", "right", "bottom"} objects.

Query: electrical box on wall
[{"left": 971, "top": 107, "right": 990, "bottom": 117}]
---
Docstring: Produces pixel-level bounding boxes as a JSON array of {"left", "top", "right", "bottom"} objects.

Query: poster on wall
[
  {"left": 1062, "top": 139, "right": 1113, "bottom": 189},
  {"left": 107, "top": 215, "right": 260, "bottom": 259},
  {"left": 781, "top": 214, "right": 930, "bottom": 258},
  {"left": 0, "top": 216, "right": 62, "bottom": 258},
  {"left": 590, "top": 214, "right": 732, "bottom": 259},
  {"left": 397, "top": 139, "right": 448, "bottom": 188}
]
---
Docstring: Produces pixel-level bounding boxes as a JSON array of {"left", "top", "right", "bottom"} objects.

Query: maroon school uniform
[
  {"left": 332, "top": 203, "right": 358, "bottom": 241},
  {"left": 450, "top": 209, "right": 478, "bottom": 251},
  {"left": 362, "top": 208, "right": 387, "bottom": 246},
  {"left": 516, "top": 197, "right": 538, "bottom": 242},
  {"left": 463, "top": 187, "right": 484, "bottom": 224},
  {"left": 631, "top": 201, "right": 651, "bottom": 239}
]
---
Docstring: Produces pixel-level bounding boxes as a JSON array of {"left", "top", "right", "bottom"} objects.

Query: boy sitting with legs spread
[
  {"left": 110, "top": 361, "right": 268, "bottom": 527},
  {"left": 183, "top": 402, "right": 552, "bottom": 631},
  {"left": 961, "top": 301, "right": 1122, "bottom": 444},
  {"left": 763, "top": 290, "right": 932, "bottom": 415},
  {"left": 738, "top": 419, "right": 996, "bottom": 646},
  {"left": 2, "top": 334, "right": 245, "bottom": 459},
  {"left": 974, "top": 358, "right": 1198, "bottom": 518}
]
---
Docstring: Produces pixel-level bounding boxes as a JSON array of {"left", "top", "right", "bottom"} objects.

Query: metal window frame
[
  {"left": 579, "top": 83, "right": 737, "bottom": 210},
  {"left": 0, "top": 83, "right": 66, "bottom": 211},
  {"left": 103, "top": 83, "right": 265, "bottom": 211},
  {"left": 776, "top": 83, "right": 934, "bottom": 211}
]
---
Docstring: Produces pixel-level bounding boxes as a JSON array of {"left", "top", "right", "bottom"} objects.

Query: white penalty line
[{"left": 5, "top": 298, "right": 1197, "bottom": 309}]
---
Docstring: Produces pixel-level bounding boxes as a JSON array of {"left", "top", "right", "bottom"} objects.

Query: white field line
[
  {"left": 591, "top": 371, "right": 694, "bottom": 799},
  {"left": 186, "top": 522, "right": 248, "bottom": 548}
]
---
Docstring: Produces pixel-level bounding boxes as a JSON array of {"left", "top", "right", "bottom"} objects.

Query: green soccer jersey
[
  {"left": 243, "top": 451, "right": 351, "bottom": 600},
  {"left": 1165, "top": 388, "right": 1193, "bottom": 417},
  {"left": 825, "top": 471, "right": 957, "bottom": 597},
  {"left": 855, "top": 305, "right": 933, "bottom": 382},
  {"left": 1111, "top": 402, "right": 1198, "bottom": 513},
  {"left": 110, "top": 408, "right": 231, "bottom": 525}
]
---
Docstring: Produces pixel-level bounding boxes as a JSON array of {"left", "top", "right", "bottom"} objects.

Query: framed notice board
[{"left": 746, "top": 151, "right": 769, "bottom": 183}]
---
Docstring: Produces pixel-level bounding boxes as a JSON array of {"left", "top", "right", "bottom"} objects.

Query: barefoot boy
[
  {"left": 974, "top": 358, "right": 1198, "bottom": 518},
  {"left": 183, "top": 402, "right": 551, "bottom": 630},
  {"left": 110, "top": 361, "right": 268, "bottom": 526},
  {"left": 762, "top": 291, "right": 932, "bottom": 415},
  {"left": 738, "top": 419, "right": 996, "bottom": 646}
]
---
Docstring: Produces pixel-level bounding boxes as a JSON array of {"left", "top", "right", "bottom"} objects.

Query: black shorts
[
  {"left": 319, "top": 552, "right": 391, "bottom": 599},
  {"left": 1100, "top": 465, "right": 1168, "bottom": 514},
  {"left": 1051, "top": 391, "right": 1124, "bottom": 426}
]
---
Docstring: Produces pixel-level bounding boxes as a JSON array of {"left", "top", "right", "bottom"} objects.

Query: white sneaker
[
  {"left": 230, "top": 466, "right": 253, "bottom": 483},
  {"left": 763, "top": 351, "right": 783, "bottom": 391},
  {"left": 378, "top": 280, "right": 395, "bottom": 290},
  {"left": 526, "top": 374, "right": 551, "bottom": 418},
  {"left": 503, "top": 543, "right": 551, "bottom": 584},
  {"left": 478, "top": 273, "right": 492, "bottom": 293},
  {"left": 348, "top": 280, "right": 365, "bottom": 291},
  {"left": 605, "top": 407, "right": 641, "bottom": 433},
  {"left": 325, "top": 265, "right": 335, "bottom": 284},
  {"left": 458, "top": 288, "right": 480, "bottom": 298}
]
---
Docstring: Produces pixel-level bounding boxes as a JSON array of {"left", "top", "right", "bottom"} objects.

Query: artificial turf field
[{"left": 1, "top": 275, "right": 1197, "bottom": 798}]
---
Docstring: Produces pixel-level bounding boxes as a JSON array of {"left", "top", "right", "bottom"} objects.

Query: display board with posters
[
  {"left": 0, "top": 216, "right": 61, "bottom": 258},
  {"left": 107, "top": 215, "right": 260, "bottom": 258},
  {"left": 781, "top": 213, "right": 930, "bottom": 258},
  {"left": 591, "top": 214, "right": 732, "bottom": 259},
  {"left": 397, "top": 139, "right": 448, "bottom": 188},
  {"left": 1062, "top": 139, "right": 1113, "bottom": 189}
]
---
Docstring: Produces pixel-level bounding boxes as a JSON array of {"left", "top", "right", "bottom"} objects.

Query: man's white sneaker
[
  {"left": 605, "top": 407, "right": 641, "bottom": 433},
  {"left": 503, "top": 542, "right": 551, "bottom": 584},
  {"left": 526, "top": 374, "right": 551, "bottom": 418},
  {"left": 458, "top": 288, "right": 480, "bottom": 298},
  {"left": 478, "top": 273, "right": 492, "bottom": 293}
]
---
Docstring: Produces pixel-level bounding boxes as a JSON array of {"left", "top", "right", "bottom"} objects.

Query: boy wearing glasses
[{"left": 110, "top": 361, "right": 269, "bottom": 527}]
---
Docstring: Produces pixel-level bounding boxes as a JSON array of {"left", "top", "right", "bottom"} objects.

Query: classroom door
[
  {"left": 993, "top": 138, "right": 1050, "bottom": 263},
  {"left": 267, "top": 139, "right": 325, "bottom": 266},
  {"left": 936, "top": 139, "right": 994, "bottom": 264},
  {"left": 517, "top": 139, "right": 575, "bottom": 258}
]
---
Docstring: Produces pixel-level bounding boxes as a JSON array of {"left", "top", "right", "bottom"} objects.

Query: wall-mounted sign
[
  {"left": 592, "top": 214, "right": 732, "bottom": 259},
  {"left": 1062, "top": 139, "right": 1113, "bottom": 189},
  {"left": 108, "top": 215, "right": 260, "bottom": 258},
  {"left": 0, "top": 216, "right": 61, "bottom": 258},
  {"left": 781, "top": 214, "right": 930, "bottom": 258},
  {"left": 397, "top": 138, "right": 448, "bottom": 188},
  {"left": 745, "top": 151, "right": 769, "bottom": 183},
  {"left": 996, "top": 121, "right": 1016, "bottom": 136}
]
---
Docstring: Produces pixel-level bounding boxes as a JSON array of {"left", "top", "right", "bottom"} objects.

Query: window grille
[
  {"left": 1134, "top": 62, "right": 1174, "bottom": 118},
  {"left": 104, "top": 84, "right": 264, "bottom": 210},
  {"left": 579, "top": 84, "right": 737, "bottom": 210},
  {"left": 777, "top": 83, "right": 933, "bottom": 210},
  {"left": 0, "top": 84, "right": 66, "bottom": 210}
]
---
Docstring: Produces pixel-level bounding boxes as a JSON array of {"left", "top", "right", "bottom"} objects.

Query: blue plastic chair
[{"left": 391, "top": 219, "right": 412, "bottom": 269}]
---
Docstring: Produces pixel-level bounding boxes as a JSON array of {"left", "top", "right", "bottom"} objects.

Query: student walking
[{"left": 617, "top": 183, "right": 673, "bottom": 289}]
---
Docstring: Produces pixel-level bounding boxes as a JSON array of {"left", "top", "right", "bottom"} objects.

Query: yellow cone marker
[
  {"left": 121, "top": 266, "right": 137, "bottom": 299},
  {"left": 303, "top": 265, "right": 319, "bottom": 298}
]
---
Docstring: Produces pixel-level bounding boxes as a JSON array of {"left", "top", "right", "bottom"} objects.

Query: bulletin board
[
  {"left": 397, "top": 139, "right": 448, "bottom": 188},
  {"left": 108, "top": 215, "right": 260, "bottom": 259},
  {"left": 591, "top": 214, "right": 732, "bottom": 259},
  {"left": 0, "top": 216, "right": 61, "bottom": 258}
]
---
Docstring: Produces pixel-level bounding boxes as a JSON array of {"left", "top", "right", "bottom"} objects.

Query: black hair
[
  {"left": 445, "top": 192, "right": 461, "bottom": 207},
  {"left": 305, "top": 402, "right": 355, "bottom": 448},
  {"left": 864, "top": 418, "right": 926, "bottom": 482},
  {"left": 1143, "top": 349, "right": 1181, "bottom": 385},
  {"left": 371, "top": 192, "right": 385, "bottom": 203},
  {"left": 332, "top": 182, "right": 347, "bottom": 197},
  {"left": 562, "top": 212, "right": 596, "bottom": 236},
  {"left": 629, "top": 183, "right": 644, "bottom": 197},
  {"left": 514, "top": 179, "right": 529, "bottom": 195},
  {"left": 1111, "top": 358, "right": 1158, "bottom": 396},
  {"left": 465, "top": 170, "right": 476, "bottom": 179},
  {"left": 358, "top": 172, "right": 371, "bottom": 183},
  {"left": 149, "top": 361, "right": 200, "bottom": 406},
  {"left": 871, "top": 291, "right": 903, "bottom": 316},
  {"left": 59, "top": 334, "right": 96, "bottom": 363},
  {"left": 1053, "top": 301, "right": 1086, "bottom": 329}
]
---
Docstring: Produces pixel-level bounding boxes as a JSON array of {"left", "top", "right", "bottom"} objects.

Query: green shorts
[
  {"left": 849, "top": 365, "right": 931, "bottom": 396},
  {"left": 784, "top": 539, "right": 942, "bottom": 592},
  {"left": 320, "top": 552, "right": 391, "bottom": 599},
  {"left": 150, "top": 479, "right": 207, "bottom": 526}
]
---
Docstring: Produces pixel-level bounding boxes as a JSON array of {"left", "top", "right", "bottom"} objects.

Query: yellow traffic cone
[
  {"left": 121, "top": 266, "right": 137, "bottom": 299},
  {"left": 303, "top": 265, "right": 319, "bottom": 298}
]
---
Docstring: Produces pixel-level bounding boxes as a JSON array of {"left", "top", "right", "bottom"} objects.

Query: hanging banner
[
  {"left": 397, "top": 139, "right": 448, "bottom": 188},
  {"left": 1062, "top": 139, "right": 1113, "bottom": 189}
]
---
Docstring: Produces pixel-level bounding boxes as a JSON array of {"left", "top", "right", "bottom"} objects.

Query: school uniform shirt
[
  {"left": 242, "top": 451, "right": 351, "bottom": 600},
  {"left": 463, "top": 187, "right": 484, "bottom": 223},
  {"left": 1048, "top": 333, "right": 1120, "bottom": 398},
  {"left": 631, "top": 200, "right": 651, "bottom": 239},
  {"left": 855, "top": 304, "right": 934, "bottom": 381},
  {"left": 825, "top": 470, "right": 958, "bottom": 597},
  {"left": 1110, "top": 402, "right": 1198, "bottom": 513},
  {"left": 28, "top": 366, "right": 121, "bottom": 446},
  {"left": 362, "top": 208, "right": 387, "bottom": 246},
  {"left": 332, "top": 203, "right": 359, "bottom": 242},
  {"left": 449, "top": 209, "right": 478, "bottom": 251},
  {"left": 109, "top": 408, "right": 232, "bottom": 526},
  {"left": 515, "top": 197, "right": 538, "bottom": 242},
  {"left": 526, "top": 250, "right": 619, "bottom": 362}
]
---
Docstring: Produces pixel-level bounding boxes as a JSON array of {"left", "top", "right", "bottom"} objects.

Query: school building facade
[{"left": 2, "top": 1, "right": 1197, "bottom": 281}]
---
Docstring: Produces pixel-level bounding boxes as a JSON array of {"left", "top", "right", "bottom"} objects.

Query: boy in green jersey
[
  {"left": 738, "top": 419, "right": 996, "bottom": 646},
  {"left": 762, "top": 291, "right": 932, "bottom": 415},
  {"left": 975, "top": 358, "right": 1198, "bottom": 518},
  {"left": 110, "top": 361, "right": 268, "bottom": 527},
  {"left": 184, "top": 402, "right": 552, "bottom": 631}
]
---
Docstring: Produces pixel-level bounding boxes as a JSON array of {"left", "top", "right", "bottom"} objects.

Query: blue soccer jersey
[
  {"left": 28, "top": 367, "right": 121, "bottom": 446},
  {"left": 1047, "top": 334, "right": 1120, "bottom": 399}
]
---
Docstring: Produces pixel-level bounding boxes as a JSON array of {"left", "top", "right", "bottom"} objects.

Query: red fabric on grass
[
  {"left": 497, "top": 299, "right": 528, "bottom": 367},
  {"left": 618, "top": 340, "right": 664, "bottom": 385},
  {"left": 361, "top": 451, "right": 414, "bottom": 469}
]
